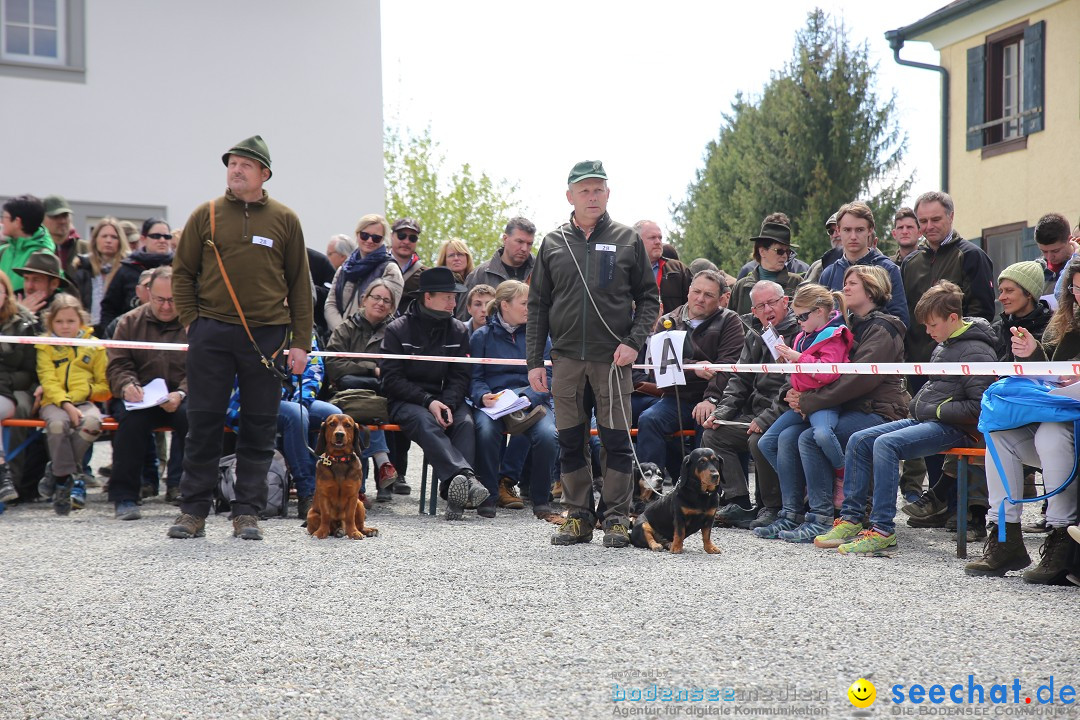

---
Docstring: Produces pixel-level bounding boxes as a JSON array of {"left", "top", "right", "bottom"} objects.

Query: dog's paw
[
  {"left": 647, "top": 542, "right": 664, "bottom": 552},
  {"left": 348, "top": 531, "right": 364, "bottom": 540},
  {"left": 333, "top": 527, "right": 346, "bottom": 538},
  {"left": 363, "top": 527, "right": 379, "bottom": 537},
  {"left": 704, "top": 543, "right": 722, "bottom": 555}
]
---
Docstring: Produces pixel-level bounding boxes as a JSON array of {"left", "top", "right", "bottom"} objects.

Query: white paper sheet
[
  {"left": 123, "top": 377, "right": 171, "bottom": 411},
  {"left": 761, "top": 324, "right": 783, "bottom": 361},
  {"left": 480, "top": 390, "right": 531, "bottom": 419}
]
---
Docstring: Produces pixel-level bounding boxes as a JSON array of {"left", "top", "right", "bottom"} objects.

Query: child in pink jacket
[{"left": 772, "top": 284, "right": 854, "bottom": 482}]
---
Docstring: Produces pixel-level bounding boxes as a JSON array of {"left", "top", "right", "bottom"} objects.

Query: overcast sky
[{"left": 382, "top": 1, "right": 947, "bottom": 238}]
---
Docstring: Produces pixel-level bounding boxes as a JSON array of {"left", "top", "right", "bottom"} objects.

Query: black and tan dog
[
  {"left": 630, "top": 461, "right": 665, "bottom": 519},
  {"left": 630, "top": 448, "right": 722, "bottom": 554},
  {"left": 307, "top": 414, "right": 379, "bottom": 540}
]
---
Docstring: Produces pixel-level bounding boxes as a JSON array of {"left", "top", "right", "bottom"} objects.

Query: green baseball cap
[
  {"left": 222, "top": 135, "right": 272, "bottom": 178},
  {"left": 567, "top": 160, "right": 608, "bottom": 185},
  {"left": 43, "top": 195, "right": 72, "bottom": 217}
]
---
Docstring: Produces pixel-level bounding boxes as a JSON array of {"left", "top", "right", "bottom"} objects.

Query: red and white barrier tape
[{"left": 3, "top": 335, "right": 1073, "bottom": 376}]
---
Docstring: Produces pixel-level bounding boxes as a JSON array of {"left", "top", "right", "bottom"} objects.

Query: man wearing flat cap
[
  {"left": 728, "top": 220, "right": 803, "bottom": 315},
  {"left": 379, "top": 266, "right": 489, "bottom": 520},
  {"left": 527, "top": 160, "right": 660, "bottom": 549},
  {"left": 169, "top": 134, "right": 312, "bottom": 542}
]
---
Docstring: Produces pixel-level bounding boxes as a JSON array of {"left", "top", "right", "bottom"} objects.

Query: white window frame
[{"left": 0, "top": 0, "right": 84, "bottom": 83}]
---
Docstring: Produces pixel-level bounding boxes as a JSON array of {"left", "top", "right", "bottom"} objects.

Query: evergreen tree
[{"left": 672, "top": 9, "right": 910, "bottom": 273}]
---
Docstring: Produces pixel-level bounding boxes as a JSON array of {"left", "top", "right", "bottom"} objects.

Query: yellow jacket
[{"left": 35, "top": 329, "right": 110, "bottom": 408}]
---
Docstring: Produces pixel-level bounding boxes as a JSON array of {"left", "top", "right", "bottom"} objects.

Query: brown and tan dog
[{"left": 307, "top": 414, "right": 378, "bottom": 540}]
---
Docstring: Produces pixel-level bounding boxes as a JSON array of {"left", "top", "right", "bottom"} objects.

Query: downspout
[{"left": 885, "top": 30, "right": 949, "bottom": 192}]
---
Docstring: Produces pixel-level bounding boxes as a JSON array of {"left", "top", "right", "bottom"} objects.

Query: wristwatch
[{"left": 176, "top": 390, "right": 187, "bottom": 400}]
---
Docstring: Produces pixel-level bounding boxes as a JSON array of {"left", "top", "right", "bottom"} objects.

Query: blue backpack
[{"left": 978, "top": 376, "right": 1080, "bottom": 539}]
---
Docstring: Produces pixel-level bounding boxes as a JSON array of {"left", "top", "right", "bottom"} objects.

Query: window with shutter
[{"left": 965, "top": 20, "right": 1045, "bottom": 153}]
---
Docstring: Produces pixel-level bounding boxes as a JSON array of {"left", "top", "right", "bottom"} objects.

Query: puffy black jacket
[
  {"left": 714, "top": 310, "right": 800, "bottom": 430},
  {"left": 0, "top": 307, "right": 38, "bottom": 400},
  {"left": 991, "top": 302, "right": 1053, "bottom": 362},
  {"left": 909, "top": 318, "right": 997, "bottom": 435},
  {"left": 379, "top": 303, "right": 471, "bottom": 409}
]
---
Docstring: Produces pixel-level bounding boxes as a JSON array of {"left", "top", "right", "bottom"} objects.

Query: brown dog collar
[{"left": 318, "top": 452, "right": 356, "bottom": 466}]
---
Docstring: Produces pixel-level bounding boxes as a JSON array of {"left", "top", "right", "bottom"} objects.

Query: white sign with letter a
[{"left": 650, "top": 330, "right": 687, "bottom": 388}]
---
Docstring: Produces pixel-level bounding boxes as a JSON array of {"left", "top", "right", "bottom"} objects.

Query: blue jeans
[
  {"left": 278, "top": 399, "right": 340, "bottom": 499},
  {"left": 807, "top": 408, "right": 843, "bottom": 469},
  {"left": 635, "top": 395, "right": 698, "bottom": 468},
  {"left": 761, "top": 409, "right": 881, "bottom": 525},
  {"left": 842, "top": 419, "right": 972, "bottom": 534},
  {"left": 475, "top": 405, "right": 559, "bottom": 507}
]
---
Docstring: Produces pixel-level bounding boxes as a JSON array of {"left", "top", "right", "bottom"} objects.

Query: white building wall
[{"left": 0, "top": 0, "right": 383, "bottom": 247}]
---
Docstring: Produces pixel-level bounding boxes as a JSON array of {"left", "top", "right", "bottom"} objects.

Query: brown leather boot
[
  {"left": 497, "top": 477, "right": 525, "bottom": 509},
  {"left": 964, "top": 522, "right": 1030, "bottom": 576}
]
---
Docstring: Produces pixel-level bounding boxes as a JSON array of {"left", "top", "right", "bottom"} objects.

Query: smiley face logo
[{"left": 848, "top": 678, "right": 876, "bottom": 708}]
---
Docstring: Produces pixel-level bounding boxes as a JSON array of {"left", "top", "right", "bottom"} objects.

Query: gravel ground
[{"left": 1, "top": 444, "right": 1077, "bottom": 720}]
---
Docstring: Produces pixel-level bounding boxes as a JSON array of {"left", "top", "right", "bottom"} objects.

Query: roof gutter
[{"left": 886, "top": 29, "right": 949, "bottom": 192}]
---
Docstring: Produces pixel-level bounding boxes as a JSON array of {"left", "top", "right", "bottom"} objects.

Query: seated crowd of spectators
[{"left": 2, "top": 190, "right": 1079, "bottom": 587}]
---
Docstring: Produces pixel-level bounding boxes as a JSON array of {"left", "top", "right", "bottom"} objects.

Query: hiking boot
[
  {"left": 141, "top": 483, "right": 159, "bottom": 499},
  {"left": 232, "top": 515, "right": 263, "bottom": 541},
  {"left": 476, "top": 504, "right": 496, "bottom": 519},
  {"left": 1022, "top": 516, "right": 1050, "bottom": 534},
  {"left": 297, "top": 495, "right": 313, "bottom": 520},
  {"left": 71, "top": 476, "right": 87, "bottom": 510},
  {"left": 392, "top": 480, "right": 412, "bottom": 495},
  {"left": 901, "top": 488, "right": 946, "bottom": 519},
  {"left": 38, "top": 462, "right": 56, "bottom": 501},
  {"left": 497, "top": 477, "right": 525, "bottom": 509},
  {"left": 551, "top": 512, "right": 595, "bottom": 545},
  {"left": 167, "top": 513, "right": 206, "bottom": 539},
  {"left": 376, "top": 462, "right": 399, "bottom": 490},
  {"left": 947, "top": 512, "right": 987, "bottom": 541},
  {"left": 0, "top": 464, "right": 17, "bottom": 503},
  {"left": 551, "top": 480, "right": 563, "bottom": 499},
  {"left": 376, "top": 485, "right": 393, "bottom": 503},
  {"left": 814, "top": 519, "right": 864, "bottom": 548},
  {"left": 838, "top": 527, "right": 898, "bottom": 557},
  {"left": 1023, "top": 528, "right": 1077, "bottom": 585},
  {"left": 964, "top": 522, "right": 1030, "bottom": 576},
  {"left": 115, "top": 501, "right": 142, "bottom": 521},
  {"left": 165, "top": 485, "right": 182, "bottom": 505},
  {"left": 445, "top": 473, "right": 471, "bottom": 521},
  {"left": 906, "top": 507, "right": 949, "bottom": 528},
  {"left": 602, "top": 518, "right": 631, "bottom": 548},
  {"left": 53, "top": 476, "right": 73, "bottom": 516},
  {"left": 749, "top": 507, "right": 781, "bottom": 530},
  {"left": 752, "top": 516, "right": 800, "bottom": 539},
  {"left": 713, "top": 502, "right": 757, "bottom": 529},
  {"left": 465, "top": 472, "right": 489, "bottom": 508},
  {"left": 779, "top": 520, "right": 831, "bottom": 544}
]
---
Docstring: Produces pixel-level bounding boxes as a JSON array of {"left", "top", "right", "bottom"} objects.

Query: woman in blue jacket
[{"left": 470, "top": 280, "right": 559, "bottom": 520}]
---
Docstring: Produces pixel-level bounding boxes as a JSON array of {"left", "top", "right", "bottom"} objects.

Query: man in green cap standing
[
  {"left": 169, "top": 135, "right": 312, "bottom": 541},
  {"left": 42, "top": 195, "right": 86, "bottom": 280},
  {"left": 527, "top": 160, "right": 660, "bottom": 548}
]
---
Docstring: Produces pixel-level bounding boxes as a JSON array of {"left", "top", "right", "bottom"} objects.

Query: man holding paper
[{"left": 106, "top": 266, "right": 189, "bottom": 516}]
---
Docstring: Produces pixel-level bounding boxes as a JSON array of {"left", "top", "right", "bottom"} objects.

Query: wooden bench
[{"left": 416, "top": 427, "right": 699, "bottom": 516}]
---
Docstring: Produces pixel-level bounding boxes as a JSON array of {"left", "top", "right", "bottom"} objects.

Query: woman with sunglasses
[
  {"left": 99, "top": 217, "right": 174, "bottom": 334},
  {"left": 324, "top": 214, "right": 403, "bottom": 332},
  {"left": 728, "top": 222, "right": 803, "bottom": 315}
]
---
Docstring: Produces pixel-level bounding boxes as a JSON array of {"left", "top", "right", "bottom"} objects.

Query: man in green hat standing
[
  {"left": 527, "top": 160, "right": 660, "bottom": 549},
  {"left": 169, "top": 135, "right": 312, "bottom": 542}
]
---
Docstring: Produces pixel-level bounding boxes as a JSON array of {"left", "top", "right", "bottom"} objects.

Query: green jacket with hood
[{"left": 0, "top": 226, "right": 57, "bottom": 293}]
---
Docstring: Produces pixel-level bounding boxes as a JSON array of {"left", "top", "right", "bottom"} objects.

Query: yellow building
[{"left": 888, "top": 0, "right": 1080, "bottom": 271}]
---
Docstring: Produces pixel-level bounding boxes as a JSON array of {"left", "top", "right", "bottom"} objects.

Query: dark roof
[{"left": 885, "top": 0, "right": 1004, "bottom": 47}]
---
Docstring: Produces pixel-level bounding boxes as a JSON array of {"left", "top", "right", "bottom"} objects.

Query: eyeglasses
[
  {"left": 150, "top": 294, "right": 175, "bottom": 305},
  {"left": 751, "top": 297, "right": 784, "bottom": 312},
  {"left": 367, "top": 294, "right": 394, "bottom": 306},
  {"left": 794, "top": 309, "right": 817, "bottom": 322},
  {"left": 396, "top": 231, "right": 419, "bottom": 242},
  {"left": 147, "top": 233, "right": 173, "bottom": 241},
  {"left": 1070, "top": 286, "right": 1080, "bottom": 296},
  {"left": 358, "top": 231, "right": 383, "bottom": 243},
  {"left": 446, "top": 252, "right": 468, "bottom": 260}
]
